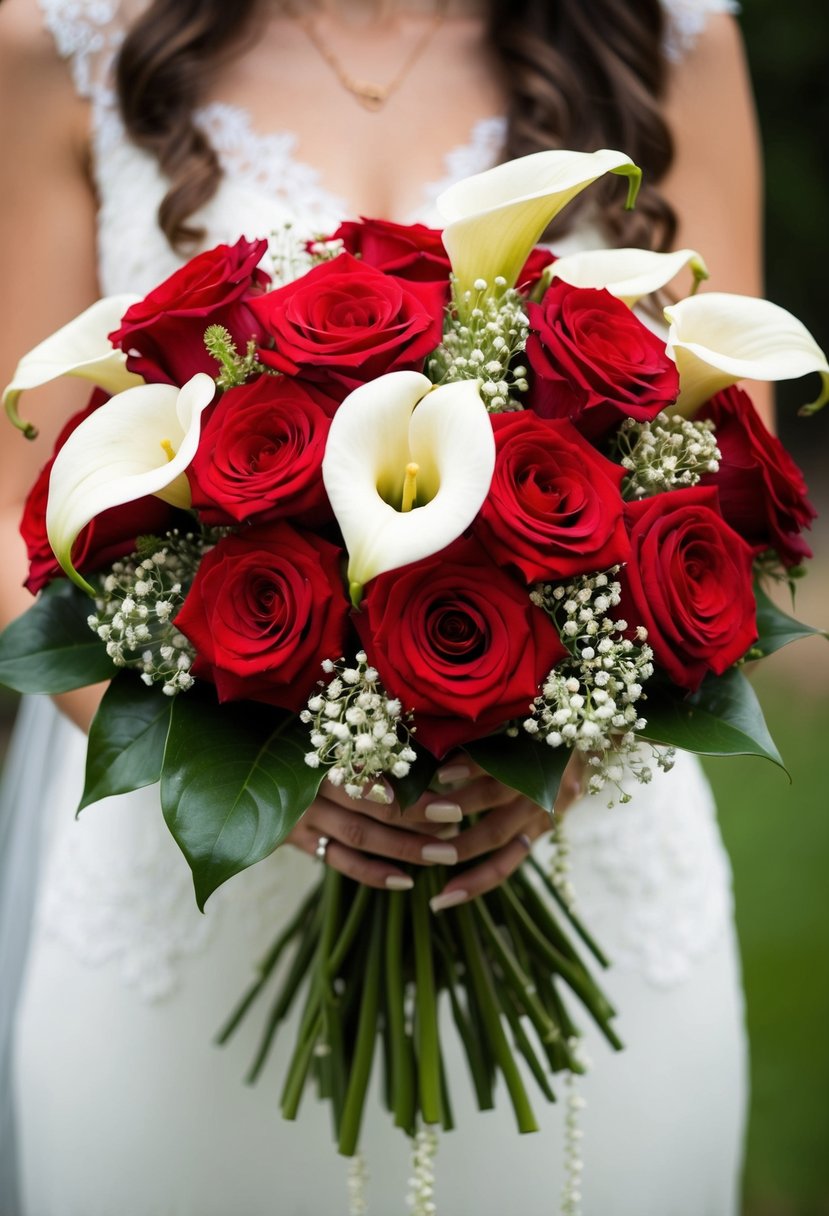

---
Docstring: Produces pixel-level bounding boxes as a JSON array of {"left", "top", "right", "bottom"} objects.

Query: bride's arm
[
  {"left": 661, "top": 11, "right": 772, "bottom": 425},
  {"left": 0, "top": 0, "right": 106, "bottom": 731}
]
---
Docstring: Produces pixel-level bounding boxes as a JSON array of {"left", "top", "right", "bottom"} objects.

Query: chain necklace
[{"left": 285, "top": 0, "right": 450, "bottom": 112}]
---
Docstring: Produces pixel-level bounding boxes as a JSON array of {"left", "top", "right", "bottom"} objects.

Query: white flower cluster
[
  {"left": 406, "top": 1126, "right": 439, "bottom": 1216},
  {"left": 428, "top": 277, "right": 529, "bottom": 411},
  {"left": 615, "top": 411, "right": 721, "bottom": 499},
  {"left": 267, "top": 221, "right": 320, "bottom": 286},
  {"left": 301, "top": 652, "right": 417, "bottom": 800},
  {"left": 87, "top": 532, "right": 204, "bottom": 696},
  {"left": 525, "top": 570, "right": 673, "bottom": 804}
]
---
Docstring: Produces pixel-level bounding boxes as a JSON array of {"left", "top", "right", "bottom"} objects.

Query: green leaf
[
  {"left": 79, "top": 672, "right": 173, "bottom": 811},
  {"left": 465, "top": 731, "right": 568, "bottom": 812},
  {"left": 389, "top": 744, "right": 438, "bottom": 811},
  {"left": 752, "top": 582, "right": 827, "bottom": 658},
  {"left": 0, "top": 579, "right": 114, "bottom": 693},
  {"left": 641, "top": 667, "right": 787, "bottom": 772},
  {"left": 161, "top": 692, "right": 325, "bottom": 909}
]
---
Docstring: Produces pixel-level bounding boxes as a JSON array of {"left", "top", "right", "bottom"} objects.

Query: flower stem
[
  {"left": 385, "top": 890, "right": 416, "bottom": 1132},
  {"left": 412, "top": 874, "right": 443, "bottom": 1126},
  {"left": 338, "top": 897, "right": 383, "bottom": 1157},
  {"left": 455, "top": 902, "right": 539, "bottom": 1134}
]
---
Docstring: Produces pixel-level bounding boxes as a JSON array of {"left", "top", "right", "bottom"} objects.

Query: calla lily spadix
[
  {"left": 665, "top": 292, "right": 829, "bottom": 416},
  {"left": 322, "top": 371, "right": 496, "bottom": 605},
  {"left": 47, "top": 372, "right": 216, "bottom": 595},
  {"left": 543, "top": 247, "right": 708, "bottom": 307},
  {"left": 436, "top": 148, "right": 641, "bottom": 306},
  {"left": 3, "top": 295, "right": 143, "bottom": 439}
]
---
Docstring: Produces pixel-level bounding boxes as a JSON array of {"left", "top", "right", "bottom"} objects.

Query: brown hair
[{"left": 116, "top": 0, "right": 676, "bottom": 251}]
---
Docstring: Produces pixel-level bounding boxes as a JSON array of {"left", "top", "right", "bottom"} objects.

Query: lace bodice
[
  {"left": 30, "top": 0, "right": 740, "bottom": 1003},
  {"left": 40, "top": 0, "right": 740, "bottom": 297}
]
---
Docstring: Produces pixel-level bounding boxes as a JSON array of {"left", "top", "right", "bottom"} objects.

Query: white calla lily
[
  {"left": 322, "top": 371, "right": 496, "bottom": 603},
  {"left": 47, "top": 372, "right": 216, "bottom": 593},
  {"left": 437, "top": 148, "right": 641, "bottom": 304},
  {"left": 665, "top": 292, "right": 829, "bottom": 415},
  {"left": 3, "top": 295, "right": 143, "bottom": 438},
  {"left": 545, "top": 247, "right": 708, "bottom": 306}
]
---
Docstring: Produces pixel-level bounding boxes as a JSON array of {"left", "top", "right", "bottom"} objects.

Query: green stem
[
  {"left": 499, "top": 882, "right": 621, "bottom": 1048},
  {"left": 525, "top": 855, "right": 611, "bottom": 968},
  {"left": 280, "top": 1009, "right": 323, "bottom": 1120},
  {"left": 245, "top": 901, "right": 322, "bottom": 1084},
  {"left": 385, "top": 890, "right": 416, "bottom": 1132},
  {"left": 338, "top": 898, "right": 383, "bottom": 1156},
  {"left": 474, "top": 898, "right": 561, "bottom": 1049},
  {"left": 433, "top": 934, "right": 495, "bottom": 1112},
  {"left": 328, "top": 881, "right": 371, "bottom": 975},
  {"left": 412, "top": 874, "right": 443, "bottom": 1126},
  {"left": 500, "top": 986, "right": 557, "bottom": 1103},
  {"left": 455, "top": 902, "right": 539, "bottom": 1134},
  {"left": 215, "top": 883, "right": 320, "bottom": 1045}
]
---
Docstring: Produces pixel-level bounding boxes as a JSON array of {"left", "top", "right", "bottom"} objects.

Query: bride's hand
[
  {"left": 423, "top": 750, "right": 588, "bottom": 912},
  {"left": 286, "top": 777, "right": 471, "bottom": 892},
  {"left": 287, "top": 749, "right": 588, "bottom": 901}
]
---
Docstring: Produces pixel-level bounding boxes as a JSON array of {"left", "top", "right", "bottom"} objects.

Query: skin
[{"left": 0, "top": 0, "right": 765, "bottom": 907}]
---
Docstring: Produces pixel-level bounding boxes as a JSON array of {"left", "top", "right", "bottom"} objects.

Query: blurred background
[
  {"left": 0, "top": 1, "right": 827, "bottom": 1212},
  {"left": 705, "top": 2, "right": 829, "bottom": 1213}
]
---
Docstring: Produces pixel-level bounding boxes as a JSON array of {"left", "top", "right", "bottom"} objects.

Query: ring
[
  {"left": 315, "top": 834, "right": 331, "bottom": 863},
  {"left": 517, "top": 832, "right": 532, "bottom": 853}
]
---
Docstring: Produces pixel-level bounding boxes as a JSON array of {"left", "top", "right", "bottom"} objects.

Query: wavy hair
[{"left": 116, "top": 0, "right": 676, "bottom": 251}]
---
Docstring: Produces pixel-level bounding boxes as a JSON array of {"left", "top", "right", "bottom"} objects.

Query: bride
[{"left": 0, "top": 0, "right": 765, "bottom": 1212}]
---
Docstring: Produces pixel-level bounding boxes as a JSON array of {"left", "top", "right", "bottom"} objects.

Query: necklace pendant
[{"left": 352, "top": 80, "right": 389, "bottom": 111}]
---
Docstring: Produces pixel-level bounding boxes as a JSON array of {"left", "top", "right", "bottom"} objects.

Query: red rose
[
  {"left": 526, "top": 281, "right": 679, "bottom": 438},
  {"left": 699, "top": 386, "right": 816, "bottom": 567},
  {"left": 251, "top": 252, "right": 445, "bottom": 392},
  {"left": 357, "top": 537, "right": 566, "bottom": 757},
  {"left": 109, "top": 237, "right": 270, "bottom": 385},
  {"left": 188, "top": 376, "right": 332, "bottom": 527},
  {"left": 325, "top": 218, "right": 554, "bottom": 293},
  {"left": 328, "top": 219, "right": 452, "bottom": 283},
  {"left": 473, "top": 412, "right": 630, "bottom": 584},
  {"left": 174, "top": 523, "right": 350, "bottom": 710},
  {"left": 618, "top": 486, "right": 757, "bottom": 692},
  {"left": 20, "top": 392, "right": 174, "bottom": 594}
]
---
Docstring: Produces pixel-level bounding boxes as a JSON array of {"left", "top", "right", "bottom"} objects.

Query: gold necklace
[{"left": 285, "top": 0, "right": 450, "bottom": 112}]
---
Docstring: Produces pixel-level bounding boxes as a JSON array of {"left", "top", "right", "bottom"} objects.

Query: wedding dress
[{"left": 1, "top": 2, "right": 747, "bottom": 1213}]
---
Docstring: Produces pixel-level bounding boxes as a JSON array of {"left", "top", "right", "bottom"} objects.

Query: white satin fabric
[{"left": 3, "top": 2, "right": 747, "bottom": 1212}]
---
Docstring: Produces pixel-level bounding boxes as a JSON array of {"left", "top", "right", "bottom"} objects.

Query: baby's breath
[
  {"left": 614, "top": 411, "right": 720, "bottom": 500},
  {"left": 87, "top": 531, "right": 210, "bottom": 695},
  {"left": 428, "top": 277, "right": 529, "bottom": 412},
  {"left": 301, "top": 653, "right": 417, "bottom": 800},
  {"left": 527, "top": 569, "right": 673, "bottom": 804}
]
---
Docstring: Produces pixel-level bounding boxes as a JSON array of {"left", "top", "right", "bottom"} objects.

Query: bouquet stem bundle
[{"left": 219, "top": 857, "right": 619, "bottom": 1155}]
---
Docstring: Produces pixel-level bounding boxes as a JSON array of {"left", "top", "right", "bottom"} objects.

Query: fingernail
[
  {"left": 385, "top": 875, "right": 414, "bottom": 891},
  {"left": 429, "top": 889, "right": 468, "bottom": 914},
  {"left": 436, "top": 824, "right": 460, "bottom": 840},
  {"left": 421, "top": 843, "right": 459, "bottom": 865},
  {"left": 437, "top": 763, "right": 472, "bottom": 785},
  {"left": 425, "top": 799, "right": 463, "bottom": 824}
]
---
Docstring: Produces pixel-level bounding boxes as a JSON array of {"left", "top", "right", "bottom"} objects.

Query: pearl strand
[
  {"left": 407, "top": 1126, "right": 439, "bottom": 1215},
  {"left": 347, "top": 1152, "right": 369, "bottom": 1216}
]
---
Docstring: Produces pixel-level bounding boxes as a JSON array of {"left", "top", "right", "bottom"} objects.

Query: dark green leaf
[
  {"left": 465, "top": 731, "right": 568, "bottom": 812},
  {"left": 0, "top": 580, "right": 114, "bottom": 693},
  {"left": 752, "top": 582, "right": 826, "bottom": 658},
  {"left": 641, "top": 667, "right": 787, "bottom": 772},
  {"left": 389, "top": 744, "right": 438, "bottom": 810},
  {"left": 161, "top": 693, "right": 325, "bottom": 909},
  {"left": 79, "top": 672, "right": 173, "bottom": 811}
]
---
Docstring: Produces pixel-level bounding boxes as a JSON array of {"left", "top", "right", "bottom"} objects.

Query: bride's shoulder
[
  {"left": 660, "top": 0, "right": 742, "bottom": 61},
  {"left": 0, "top": 0, "right": 147, "bottom": 101}
]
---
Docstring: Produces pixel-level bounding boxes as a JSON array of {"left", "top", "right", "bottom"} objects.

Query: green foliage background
[{"left": 710, "top": 9, "right": 829, "bottom": 1213}]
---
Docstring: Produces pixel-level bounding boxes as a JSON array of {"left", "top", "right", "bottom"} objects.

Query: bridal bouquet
[{"left": 2, "top": 149, "right": 826, "bottom": 1160}]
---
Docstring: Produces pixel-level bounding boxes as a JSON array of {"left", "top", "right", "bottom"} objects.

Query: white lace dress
[{"left": 4, "top": 2, "right": 746, "bottom": 1213}]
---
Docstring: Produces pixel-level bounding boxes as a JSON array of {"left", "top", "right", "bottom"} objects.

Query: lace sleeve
[
  {"left": 35, "top": 0, "right": 145, "bottom": 104},
  {"left": 662, "top": 0, "right": 741, "bottom": 61}
]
